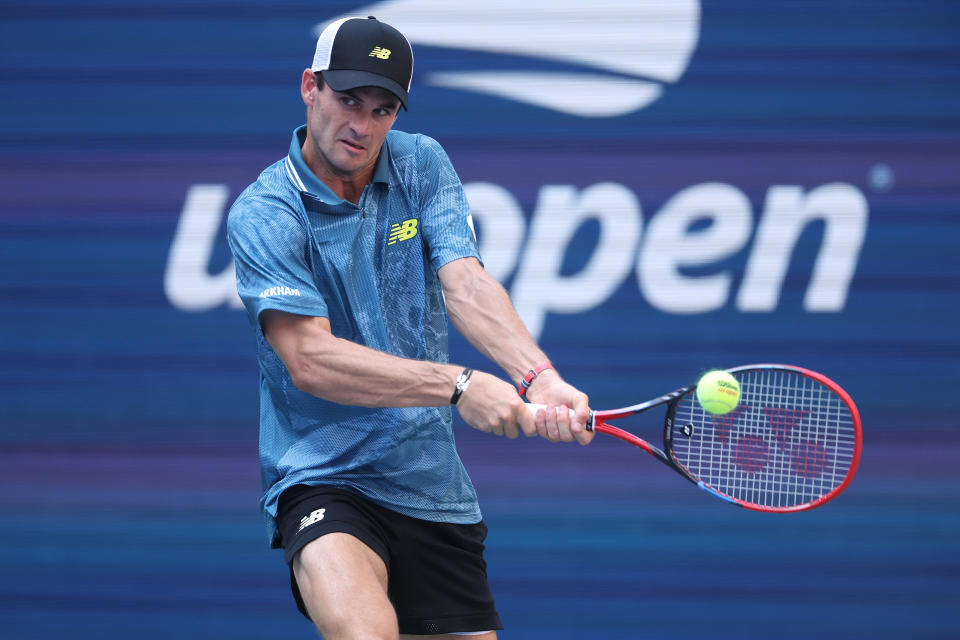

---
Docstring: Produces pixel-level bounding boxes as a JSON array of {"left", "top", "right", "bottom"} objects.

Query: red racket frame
[{"left": 534, "top": 364, "right": 862, "bottom": 512}]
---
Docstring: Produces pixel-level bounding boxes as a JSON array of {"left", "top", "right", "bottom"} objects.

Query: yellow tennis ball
[{"left": 696, "top": 370, "right": 741, "bottom": 415}]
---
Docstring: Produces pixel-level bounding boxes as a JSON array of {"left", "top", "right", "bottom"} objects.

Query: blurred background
[{"left": 2, "top": 1, "right": 958, "bottom": 638}]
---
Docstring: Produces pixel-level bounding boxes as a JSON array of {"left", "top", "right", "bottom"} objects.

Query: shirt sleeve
[
  {"left": 226, "top": 193, "right": 328, "bottom": 324},
  {"left": 415, "top": 135, "right": 482, "bottom": 271}
]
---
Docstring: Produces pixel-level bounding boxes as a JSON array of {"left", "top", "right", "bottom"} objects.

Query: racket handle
[{"left": 524, "top": 404, "right": 595, "bottom": 430}]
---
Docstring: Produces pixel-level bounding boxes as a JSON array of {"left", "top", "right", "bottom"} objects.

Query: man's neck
[
  {"left": 301, "top": 140, "right": 375, "bottom": 205},
  {"left": 319, "top": 171, "right": 370, "bottom": 205}
]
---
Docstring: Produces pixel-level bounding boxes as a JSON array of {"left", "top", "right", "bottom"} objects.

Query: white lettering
[
  {"left": 738, "top": 183, "right": 868, "bottom": 312},
  {"left": 164, "top": 185, "right": 242, "bottom": 311},
  {"left": 639, "top": 182, "right": 752, "bottom": 314},
  {"left": 162, "top": 180, "right": 869, "bottom": 339},
  {"left": 512, "top": 183, "right": 642, "bottom": 338},
  {"left": 260, "top": 287, "right": 301, "bottom": 298}
]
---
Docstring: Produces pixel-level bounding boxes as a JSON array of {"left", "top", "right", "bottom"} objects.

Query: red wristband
[{"left": 518, "top": 362, "right": 554, "bottom": 397}]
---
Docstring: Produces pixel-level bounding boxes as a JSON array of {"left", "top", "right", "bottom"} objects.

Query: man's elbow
[
  {"left": 283, "top": 336, "right": 336, "bottom": 398},
  {"left": 287, "top": 359, "right": 323, "bottom": 396}
]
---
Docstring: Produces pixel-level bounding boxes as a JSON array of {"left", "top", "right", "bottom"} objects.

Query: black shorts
[{"left": 276, "top": 484, "right": 503, "bottom": 635}]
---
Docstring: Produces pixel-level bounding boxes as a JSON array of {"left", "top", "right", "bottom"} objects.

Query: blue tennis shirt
[{"left": 227, "top": 126, "right": 483, "bottom": 545}]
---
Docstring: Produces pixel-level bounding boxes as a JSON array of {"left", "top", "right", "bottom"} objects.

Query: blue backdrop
[{"left": 2, "top": 1, "right": 958, "bottom": 638}]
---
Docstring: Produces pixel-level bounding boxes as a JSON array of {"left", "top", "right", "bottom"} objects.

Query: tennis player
[{"left": 227, "top": 16, "right": 592, "bottom": 640}]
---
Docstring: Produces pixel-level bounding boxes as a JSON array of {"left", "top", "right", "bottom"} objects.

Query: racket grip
[{"left": 524, "top": 404, "right": 595, "bottom": 430}]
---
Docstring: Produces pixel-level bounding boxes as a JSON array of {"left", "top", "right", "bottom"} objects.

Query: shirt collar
[{"left": 285, "top": 125, "right": 392, "bottom": 202}]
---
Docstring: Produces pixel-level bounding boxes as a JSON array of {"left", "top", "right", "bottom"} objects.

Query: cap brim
[{"left": 321, "top": 69, "right": 408, "bottom": 110}]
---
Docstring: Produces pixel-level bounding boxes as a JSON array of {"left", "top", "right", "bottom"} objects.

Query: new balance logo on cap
[{"left": 369, "top": 47, "right": 391, "bottom": 59}]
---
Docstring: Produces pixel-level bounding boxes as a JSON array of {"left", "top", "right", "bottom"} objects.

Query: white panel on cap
[{"left": 311, "top": 16, "right": 362, "bottom": 72}]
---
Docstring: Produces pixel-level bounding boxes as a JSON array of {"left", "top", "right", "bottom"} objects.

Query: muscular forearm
[
  {"left": 440, "top": 260, "right": 593, "bottom": 443},
  {"left": 441, "top": 261, "right": 548, "bottom": 385},
  {"left": 303, "top": 339, "right": 459, "bottom": 407},
  {"left": 264, "top": 312, "right": 460, "bottom": 407}
]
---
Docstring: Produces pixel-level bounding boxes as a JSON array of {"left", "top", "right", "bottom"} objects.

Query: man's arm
[
  {"left": 438, "top": 257, "right": 593, "bottom": 445},
  {"left": 261, "top": 310, "right": 538, "bottom": 438}
]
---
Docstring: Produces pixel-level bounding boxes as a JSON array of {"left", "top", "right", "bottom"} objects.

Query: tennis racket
[{"left": 527, "top": 364, "right": 862, "bottom": 512}]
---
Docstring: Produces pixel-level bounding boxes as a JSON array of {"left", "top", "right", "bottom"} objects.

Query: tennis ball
[{"left": 696, "top": 370, "right": 741, "bottom": 415}]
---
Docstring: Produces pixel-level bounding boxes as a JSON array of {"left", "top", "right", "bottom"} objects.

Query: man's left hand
[{"left": 525, "top": 370, "right": 593, "bottom": 445}]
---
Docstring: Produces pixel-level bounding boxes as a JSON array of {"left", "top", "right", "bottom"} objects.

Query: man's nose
[{"left": 348, "top": 111, "right": 372, "bottom": 137}]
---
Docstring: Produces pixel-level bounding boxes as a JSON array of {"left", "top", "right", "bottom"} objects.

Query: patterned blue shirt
[{"left": 227, "top": 126, "right": 482, "bottom": 545}]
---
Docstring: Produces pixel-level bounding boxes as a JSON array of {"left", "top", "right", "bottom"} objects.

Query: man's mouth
[{"left": 341, "top": 139, "right": 365, "bottom": 152}]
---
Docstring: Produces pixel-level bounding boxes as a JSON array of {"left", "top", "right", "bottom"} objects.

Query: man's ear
[{"left": 301, "top": 69, "right": 317, "bottom": 106}]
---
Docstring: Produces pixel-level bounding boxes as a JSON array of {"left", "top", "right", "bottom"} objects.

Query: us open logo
[{"left": 314, "top": 0, "right": 700, "bottom": 117}]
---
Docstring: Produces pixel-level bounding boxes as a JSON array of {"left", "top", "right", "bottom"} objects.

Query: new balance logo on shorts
[{"left": 298, "top": 508, "right": 326, "bottom": 533}]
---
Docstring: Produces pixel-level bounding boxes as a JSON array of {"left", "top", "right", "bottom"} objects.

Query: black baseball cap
[{"left": 311, "top": 16, "right": 414, "bottom": 109}]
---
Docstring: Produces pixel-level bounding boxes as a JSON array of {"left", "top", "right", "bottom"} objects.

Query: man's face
[{"left": 304, "top": 75, "right": 401, "bottom": 180}]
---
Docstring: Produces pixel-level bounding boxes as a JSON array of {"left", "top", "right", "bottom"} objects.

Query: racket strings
[{"left": 671, "top": 369, "right": 857, "bottom": 509}]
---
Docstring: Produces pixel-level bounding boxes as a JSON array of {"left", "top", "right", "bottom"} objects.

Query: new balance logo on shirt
[
  {"left": 388, "top": 219, "right": 418, "bottom": 245},
  {"left": 298, "top": 508, "right": 326, "bottom": 533}
]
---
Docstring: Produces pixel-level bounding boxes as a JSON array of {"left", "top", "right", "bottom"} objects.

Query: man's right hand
[{"left": 454, "top": 370, "right": 537, "bottom": 439}]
